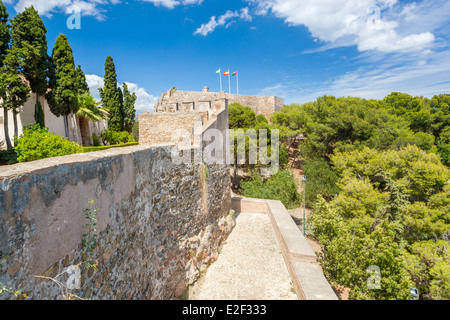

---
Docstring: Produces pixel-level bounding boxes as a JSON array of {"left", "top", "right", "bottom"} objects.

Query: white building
[{"left": 1, "top": 92, "right": 106, "bottom": 150}]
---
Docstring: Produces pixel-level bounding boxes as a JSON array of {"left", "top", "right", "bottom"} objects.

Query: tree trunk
[
  {"left": 64, "top": 115, "right": 69, "bottom": 138},
  {"left": 70, "top": 110, "right": 79, "bottom": 143},
  {"left": 233, "top": 158, "right": 238, "bottom": 189},
  {"left": 3, "top": 107, "right": 12, "bottom": 150},
  {"left": 13, "top": 110, "right": 18, "bottom": 147},
  {"left": 35, "top": 93, "right": 39, "bottom": 123}
]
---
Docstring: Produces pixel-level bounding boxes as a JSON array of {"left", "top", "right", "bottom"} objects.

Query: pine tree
[
  {"left": 75, "top": 64, "right": 89, "bottom": 95},
  {"left": 101, "top": 56, "right": 123, "bottom": 132},
  {"left": 49, "top": 34, "right": 79, "bottom": 138},
  {"left": 123, "top": 82, "right": 137, "bottom": 132},
  {"left": 8, "top": 6, "right": 51, "bottom": 124},
  {"left": 0, "top": 0, "right": 10, "bottom": 67}
]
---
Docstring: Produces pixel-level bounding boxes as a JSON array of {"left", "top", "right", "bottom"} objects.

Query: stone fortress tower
[{"left": 154, "top": 87, "right": 284, "bottom": 121}]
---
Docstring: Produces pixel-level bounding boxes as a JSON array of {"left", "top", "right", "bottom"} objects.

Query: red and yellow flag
[{"left": 223, "top": 70, "right": 229, "bottom": 75}]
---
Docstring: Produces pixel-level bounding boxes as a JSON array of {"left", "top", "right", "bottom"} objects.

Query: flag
[
  {"left": 223, "top": 70, "right": 229, "bottom": 76},
  {"left": 216, "top": 68, "right": 221, "bottom": 74},
  {"left": 232, "top": 71, "right": 238, "bottom": 76}
]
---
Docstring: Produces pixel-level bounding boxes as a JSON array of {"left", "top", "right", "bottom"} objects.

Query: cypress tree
[
  {"left": 9, "top": 6, "right": 50, "bottom": 124},
  {"left": 49, "top": 34, "right": 79, "bottom": 138},
  {"left": 75, "top": 64, "right": 89, "bottom": 95},
  {"left": 123, "top": 83, "right": 137, "bottom": 132},
  {"left": 0, "top": 0, "right": 10, "bottom": 67},
  {"left": 101, "top": 56, "right": 123, "bottom": 132}
]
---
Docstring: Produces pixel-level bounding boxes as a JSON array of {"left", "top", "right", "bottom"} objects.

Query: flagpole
[
  {"left": 228, "top": 68, "right": 231, "bottom": 94},
  {"left": 237, "top": 72, "right": 239, "bottom": 95},
  {"left": 220, "top": 71, "right": 222, "bottom": 92}
]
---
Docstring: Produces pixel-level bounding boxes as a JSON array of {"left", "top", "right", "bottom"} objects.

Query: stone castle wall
[
  {"left": 154, "top": 87, "right": 283, "bottom": 121},
  {"left": 0, "top": 133, "right": 233, "bottom": 299}
]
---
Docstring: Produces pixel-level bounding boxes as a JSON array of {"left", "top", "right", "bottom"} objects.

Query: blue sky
[{"left": 3, "top": 0, "right": 450, "bottom": 113}]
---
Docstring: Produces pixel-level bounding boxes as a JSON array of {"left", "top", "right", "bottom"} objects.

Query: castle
[{"left": 154, "top": 87, "right": 284, "bottom": 121}]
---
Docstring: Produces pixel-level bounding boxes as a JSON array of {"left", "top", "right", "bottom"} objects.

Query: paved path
[{"left": 190, "top": 212, "right": 297, "bottom": 300}]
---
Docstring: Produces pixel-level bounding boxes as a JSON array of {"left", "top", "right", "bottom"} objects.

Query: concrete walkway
[{"left": 190, "top": 212, "right": 297, "bottom": 300}]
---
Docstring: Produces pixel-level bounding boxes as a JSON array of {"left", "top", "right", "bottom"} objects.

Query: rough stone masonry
[{"left": 0, "top": 140, "right": 234, "bottom": 299}]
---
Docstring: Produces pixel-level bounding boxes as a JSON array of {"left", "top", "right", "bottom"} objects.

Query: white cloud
[
  {"left": 276, "top": 49, "right": 450, "bottom": 104},
  {"left": 194, "top": 7, "right": 252, "bottom": 36},
  {"left": 8, "top": 0, "right": 203, "bottom": 18},
  {"left": 85, "top": 74, "right": 157, "bottom": 113},
  {"left": 8, "top": 0, "right": 118, "bottom": 19},
  {"left": 123, "top": 81, "right": 158, "bottom": 113},
  {"left": 141, "top": 0, "right": 203, "bottom": 9},
  {"left": 246, "top": 0, "right": 446, "bottom": 53}
]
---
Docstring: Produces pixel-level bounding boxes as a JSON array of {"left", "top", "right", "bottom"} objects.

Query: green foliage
[
  {"left": 131, "top": 121, "right": 139, "bottom": 142},
  {"left": 240, "top": 170, "right": 301, "bottom": 209},
  {"left": 8, "top": 6, "right": 50, "bottom": 97},
  {"left": 82, "top": 142, "right": 138, "bottom": 153},
  {"left": 48, "top": 34, "right": 79, "bottom": 117},
  {"left": 228, "top": 102, "right": 257, "bottom": 129},
  {"left": 77, "top": 92, "right": 108, "bottom": 122},
  {"left": 102, "top": 56, "right": 123, "bottom": 132},
  {"left": 92, "top": 133, "right": 100, "bottom": 146},
  {"left": 122, "top": 82, "right": 137, "bottom": 133},
  {"left": 437, "top": 126, "right": 450, "bottom": 165},
  {"left": 81, "top": 199, "right": 98, "bottom": 270},
  {"left": 0, "top": 149, "right": 17, "bottom": 164},
  {"left": 75, "top": 64, "right": 89, "bottom": 95},
  {"left": 309, "top": 145, "right": 450, "bottom": 299},
  {"left": 34, "top": 99, "right": 45, "bottom": 128},
  {"left": 100, "top": 129, "right": 132, "bottom": 145},
  {"left": 403, "top": 240, "right": 450, "bottom": 300},
  {"left": 0, "top": 0, "right": 10, "bottom": 67},
  {"left": 0, "top": 64, "right": 30, "bottom": 149},
  {"left": 302, "top": 158, "right": 340, "bottom": 207},
  {"left": 14, "top": 123, "right": 83, "bottom": 162}
]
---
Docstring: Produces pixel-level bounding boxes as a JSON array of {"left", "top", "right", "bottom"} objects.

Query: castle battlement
[{"left": 154, "top": 87, "right": 284, "bottom": 121}]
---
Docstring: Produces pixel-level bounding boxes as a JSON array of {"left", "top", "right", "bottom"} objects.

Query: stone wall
[
  {"left": 0, "top": 142, "right": 233, "bottom": 299},
  {"left": 154, "top": 88, "right": 284, "bottom": 121},
  {"left": 138, "top": 112, "right": 206, "bottom": 146}
]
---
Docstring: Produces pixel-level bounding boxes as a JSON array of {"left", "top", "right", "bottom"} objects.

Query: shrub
[
  {"left": 302, "top": 158, "right": 340, "bottom": 207},
  {"left": 92, "top": 133, "right": 100, "bottom": 146},
  {"left": 131, "top": 121, "right": 139, "bottom": 142},
  {"left": 0, "top": 149, "right": 18, "bottom": 165},
  {"left": 101, "top": 130, "right": 132, "bottom": 145},
  {"left": 15, "top": 124, "right": 83, "bottom": 162},
  {"left": 240, "top": 169, "right": 301, "bottom": 209}
]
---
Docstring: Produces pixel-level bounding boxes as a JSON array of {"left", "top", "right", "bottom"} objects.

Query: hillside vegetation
[{"left": 230, "top": 93, "right": 450, "bottom": 300}]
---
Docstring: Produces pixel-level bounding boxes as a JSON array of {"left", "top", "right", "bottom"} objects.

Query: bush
[
  {"left": 0, "top": 149, "right": 18, "bottom": 165},
  {"left": 131, "top": 122, "right": 139, "bottom": 142},
  {"left": 82, "top": 142, "right": 138, "bottom": 153},
  {"left": 15, "top": 124, "right": 83, "bottom": 162},
  {"left": 101, "top": 130, "right": 132, "bottom": 145},
  {"left": 302, "top": 158, "right": 340, "bottom": 207},
  {"left": 92, "top": 133, "right": 100, "bottom": 146},
  {"left": 240, "top": 169, "right": 301, "bottom": 209}
]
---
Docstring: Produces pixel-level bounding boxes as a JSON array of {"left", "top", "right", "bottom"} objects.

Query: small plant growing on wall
[{"left": 82, "top": 199, "right": 98, "bottom": 270}]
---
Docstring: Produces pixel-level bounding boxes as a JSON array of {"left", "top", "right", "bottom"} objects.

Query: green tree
[
  {"left": 77, "top": 92, "right": 108, "bottom": 122},
  {"left": 314, "top": 145, "right": 450, "bottom": 299},
  {"left": 101, "top": 56, "right": 122, "bottom": 131},
  {"left": 0, "top": 67, "right": 29, "bottom": 149},
  {"left": 48, "top": 34, "right": 79, "bottom": 138},
  {"left": 0, "top": 0, "right": 10, "bottom": 67},
  {"left": 75, "top": 64, "right": 89, "bottom": 95},
  {"left": 228, "top": 102, "right": 257, "bottom": 129},
  {"left": 122, "top": 82, "right": 137, "bottom": 133},
  {"left": 8, "top": 6, "right": 50, "bottom": 125}
]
